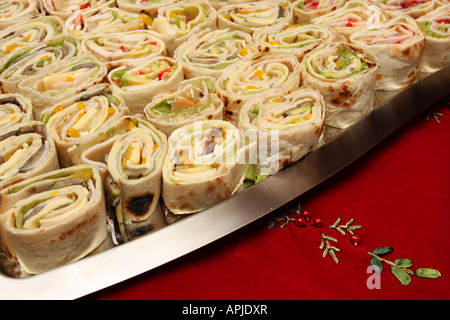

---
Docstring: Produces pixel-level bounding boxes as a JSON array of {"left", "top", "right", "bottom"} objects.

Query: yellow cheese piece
[{"left": 41, "top": 69, "right": 85, "bottom": 91}]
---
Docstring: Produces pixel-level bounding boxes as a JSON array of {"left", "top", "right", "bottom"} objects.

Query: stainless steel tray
[{"left": 0, "top": 66, "right": 449, "bottom": 300}]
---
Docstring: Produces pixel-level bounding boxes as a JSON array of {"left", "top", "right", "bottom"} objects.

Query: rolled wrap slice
[
  {"left": 0, "top": 16, "right": 64, "bottom": 59},
  {"left": 372, "top": 0, "right": 436, "bottom": 19},
  {"left": 350, "top": 15, "right": 425, "bottom": 91},
  {"left": 162, "top": 120, "right": 253, "bottom": 215},
  {"left": 292, "top": 0, "right": 346, "bottom": 24},
  {"left": 0, "top": 0, "right": 43, "bottom": 30},
  {"left": 417, "top": 4, "right": 450, "bottom": 73},
  {"left": 253, "top": 23, "right": 345, "bottom": 61},
  {"left": 144, "top": 77, "right": 224, "bottom": 137},
  {"left": 42, "top": 84, "right": 129, "bottom": 167},
  {"left": 107, "top": 117, "right": 167, "bottom": 242},
  {"left": 81, "top": 30, "right": 166, "bottom": 70},
  {"left": 312, "top": 0, "right": 389, "bottom": 39},
  {"left": 300, "top": 42, "right": 379, "bottom": 129},
  {"left": 150, "top": 0, "right": 218, "bottom": 56},
  {"left": 0, "top": 93, "right": 33, "bottom": 131},
  {"left": 174, "top": 28, "right": 259, "bottom": 79},
  {"left": 17, "top": 53, "right": 108, "bottom": 120},
  {"left": 41, "top": 0, "right": 115, "bottom": 20},
  {"left": 80, "top": 116, "right": 167, "bottom": 244},
  {"left": 238, "top": 88, "right": 325, "bottom": 176},
  {"left": 64, "top": 5, "right": 145, "bottom": 37},
  {"left": 0, "top": 165, "right": 106, "bottom": 276},
  {"left": 117, "top": 0, "right": 178, "bottom": 17},
  {"left": 210, "top": 0, "right": 255, "bottom": 10},
  {"left": 436, "top": 0, "right": 450, "bottom": 6},
  {"left": 216, "top": 52, "right": 302, "bottom": 125},
  {"left": 217, "top": 1, "right": 294, "bottom": 34},
  {"left": 0, "top": 121, "right": 59, "bottom": 191},
  {"left": 108, "top": 56, "right": 183, "bottom": 114},
  {"left": 0, "top": 35, "right": 81, "bottom": 93}
]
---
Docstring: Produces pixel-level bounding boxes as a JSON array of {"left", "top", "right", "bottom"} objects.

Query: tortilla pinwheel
[
  {"left": 174, "top": 28, "right": 258, "bottom": 79},
  {"left": 0, "top": 16, "right": 63, "bottom": 59},
  {"left": 64, "top": 5, "right": 144, "bottom": 37},
  {"left": 17, "top": 53, "right": 107, "bottom": 119},
  {"left": 162, "top": 120, "right": 253, "bottom": 215},
  {"left": 0, "top": 0, "right": 43, "bottom": 30},
  {"left": 0, "top": 35, "right": 81, "bottom": 93},
  {"left": 0, "top": 165, "right": 107, "bottom": 276},
  {"left": 41, "top": 0, "right": 115, "bottom": 20},
  {"left": 217, "top": 1, "right": 294, "bottom": 34},
  {"left": 81, "top": 30, "right": 166, "bottom": 69},
  {"left": 292, "top": 0, "right": 346, "bottom": 24},
  {"left": 150, "top": 0, "right": 218, "bottom": 56},
  {"left": 0, "top": 121, "right": 59, "bottom": 191},
  {"left": 108, "top": 55, "right": 183, "bottom": 114},
  {"left": 417, "top": 4, "right": 450, "bottom": 73},
  {"left": 312, "top": 0, "right": 388, "bottom": 39},
  {"left": 350, "top": 15, "right": 425, "bottom": 90},
  {"left": 253, "top": 23, "right": 344, "bottom": 61},
  {"left": 238, "top": 88, "right": 326, "bottom": 176},
  {"left": 0, "top": 93, "right": 34, "bottom": 130},
  {"left": 216, "top": 52, "right": 302, "bottom": 125},
  {"left": 42, "top": 84, "right": 129, "bottom": 167},
  {"left": 144, "top": 76, "right": 224, "bottom": 137},
  {"left": 300, "top": 42, "right": 379, "bottom": 129},
  {"left": 80, "top": 115, "right": 168, "bottom": 243}
]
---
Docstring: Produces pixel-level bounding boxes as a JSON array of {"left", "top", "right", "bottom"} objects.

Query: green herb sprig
[{"left": 368, "top": 246, "right": 441, "bottom": 286}]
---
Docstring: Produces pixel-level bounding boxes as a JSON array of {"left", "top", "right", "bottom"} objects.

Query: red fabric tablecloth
[{"left": 85, "top": 96, "right": 449, "bottom": 301}]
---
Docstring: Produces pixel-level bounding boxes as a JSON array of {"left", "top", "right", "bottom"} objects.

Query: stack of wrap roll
[
  {"left": 80, "top": 115, "right": 167, "bottom": 244},
  {"left": 0, "top": 0, "right": 447, "bottom": 278}
]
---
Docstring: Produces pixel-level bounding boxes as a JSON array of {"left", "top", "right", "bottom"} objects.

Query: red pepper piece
[
  {"left": 74, "top": 14, "right": 83, "bottom": 29},
  {"left": 157, "top": 68, "right": 172, "bottom": 80}
]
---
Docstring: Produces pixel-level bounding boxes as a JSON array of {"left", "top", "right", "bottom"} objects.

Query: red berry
[
  {"left": 295, "top": 216, "right": 307, "bottom": 227},
  {"left": 301, "top": 210, "right": 311, "bottom": 223},
  {"left": 349, "top": 234, "right": 361, "bottom": 247},
  {"left": 312, "top": 217, "right": 323, "bottom": 227}
]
